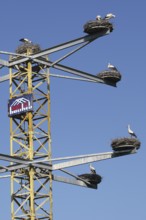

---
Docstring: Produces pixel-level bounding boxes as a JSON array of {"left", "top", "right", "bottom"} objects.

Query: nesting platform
[
  {"left": 97, "top": 70, "right": 122, "bottom": 84},
  {"left": 111, "top": 137, "right": 141, "bottom": 152},
  {"left": 78, "top": 173, "right": 102, "bottom": 186},
  {"left": 15, "top": 43, "right": 41, "bottom": 55},
  {"left": 83, "top": 20, "right": 113, "bottom": 34}
]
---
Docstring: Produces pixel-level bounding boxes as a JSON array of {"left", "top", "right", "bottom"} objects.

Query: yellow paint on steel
[{"left": 9, "top": 49, "right": 53, "bottom": 219}]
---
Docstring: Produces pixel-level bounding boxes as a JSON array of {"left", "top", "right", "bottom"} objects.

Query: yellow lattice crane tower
[
  {"left": 9, "top": 45, "right": 53, "bottom": 219},
  {"left": 0, "top": 18, "right": 140, "bottom": 220}
]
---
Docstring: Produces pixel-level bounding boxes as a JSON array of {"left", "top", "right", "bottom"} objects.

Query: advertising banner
[{"left": 8, "top": 94, "right": 33, "bottom": 117}]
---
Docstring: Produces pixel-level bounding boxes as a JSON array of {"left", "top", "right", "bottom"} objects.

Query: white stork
[
  {"left": 104, "top": 13, "right": 116, "bottom": 20},
  {"left": 96, "top": 15, "right": 102, "bottom": 21},
  {"left": 128, "top": 124, "right": 137, "bottom": 138},
  {"left": 108, "top": 63, "right": 118, "bottom": 71},
  {"left": 89, "top": 163, "right": 96, "bottom": 174},
  {"left": 19, "top": 38, "right": 32, "bottom": 43}
]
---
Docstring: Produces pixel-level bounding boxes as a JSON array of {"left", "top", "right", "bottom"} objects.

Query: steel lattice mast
[
  {"left": 9, "top": 48, "right": 53, "bottom": 220},
  {"left": 0, "top": 23, "right": 140, "bottom": 220},
  {"left": 4, "top": 31, "right": 112, "bottom": 220}
]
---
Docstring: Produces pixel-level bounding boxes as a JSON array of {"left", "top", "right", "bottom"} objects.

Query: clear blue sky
[{"left": 0, "top": 1, "right": 146, "bottom": 219}]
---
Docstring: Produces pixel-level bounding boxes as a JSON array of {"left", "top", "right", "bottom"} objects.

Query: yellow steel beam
[{"left": 10, "top": 49, "right": 52, "bottom": 219}]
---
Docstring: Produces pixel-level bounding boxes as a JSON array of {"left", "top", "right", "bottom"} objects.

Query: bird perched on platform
[
  {"left": 90, "top": 163, "right": 96, "bottom": 174},
  {"left": 128, "top": 124, "right": 137, "bottom": 138},
  {"left": 104, "top": 13, "right": 116, "bottom": 20},
  {"left": 96, "top": 15, "right": 102, "bottom": 21},
  {"left": 19, "top": 38, "right": 32, "bottom": 43},
  {"left": 108, "top": 63, "right": 118, "bottom": 71}
]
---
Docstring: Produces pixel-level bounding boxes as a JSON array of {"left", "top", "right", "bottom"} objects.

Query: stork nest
[
  {"left": 97, "top": 70, "right": 122, "bottom": 83},
  {"left": 111, "top": 137, "right": 141, "bottom": 152},
  {"left": 15, "top": 43, "right": 41, "bottom": 54},
  {"left": 83, "top": 20, "right": 113, "bottom": 34},
  {"left": 78, "top": 173, "right": 102, "bottom": 185}
]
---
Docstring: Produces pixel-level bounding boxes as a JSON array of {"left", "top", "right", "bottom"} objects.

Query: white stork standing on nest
[
  {"left": 128, "top": 124, "right": 137, "bottom": 138},
  {"left": 19, "top": 38, "right": 32, "bottom": 43},
  {"left": 89, "top": 163, "right": 96, "bottom": 174},
  {"left": 104, "top": 13, "right": 116, "bottom": 20},
  {"left": 108, "top": 63, "right": 118, "bottom": 71}
]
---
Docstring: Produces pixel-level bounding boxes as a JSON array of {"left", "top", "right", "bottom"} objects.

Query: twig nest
[
  {"left": 83, "top": 20, "right": 113, "bottom": 34},
  {"left": 78, "top": 173, "right": 102, "bottom": 184},
  {"left": 15, "top": 43, "right": 41, "bottom": 54},
  {"left": 97, "top": 70, "right": 122, "bottom": 83},
  {"left": 111, "top": 137, "right": 141, "bottom": 152}
]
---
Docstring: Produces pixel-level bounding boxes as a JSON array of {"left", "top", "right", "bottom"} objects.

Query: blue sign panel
[{"left": 8, "top": 94, "right": 33, "bottom": 117}]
